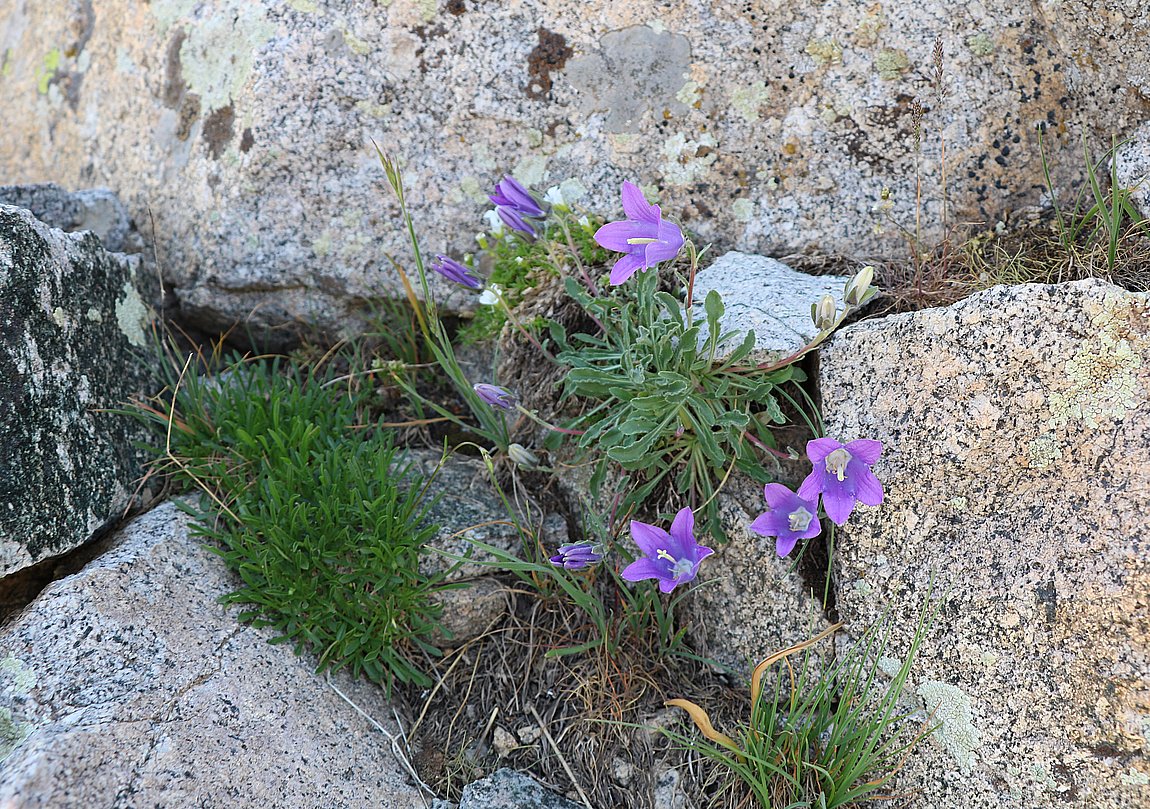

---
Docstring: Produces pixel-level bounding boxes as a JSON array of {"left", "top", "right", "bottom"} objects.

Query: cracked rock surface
[
  {"left": 0, "top": 501, "right": 428, "bottom": 808},
  {"left": 0, "top": 201, "right": 160, "bottom": 578},
  {"left": 820, "top": 279, "right": 1150, "bottom": 807}
]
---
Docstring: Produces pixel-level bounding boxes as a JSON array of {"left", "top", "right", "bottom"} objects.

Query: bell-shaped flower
[
  {"left": 749, "top": 484, "right": 821, "bottom": 557},
  {"left": 429, "top": 255, "right": 483, "bottom": 290},
  {"left": 489, "top": 175, "right": 546, "bottom": 218},
  {"left": 490, "top": 175, "right": 546, "bottom": 240},
  {"left": 472, "top": 383, "right": 519, "bottom": 411},
  {"left": 797, "top": 438, "right": 884, "bottom": 526},
  {"left": 594, "top": 182, "right": 685, "bottom": 285},
  {"left": 549, "top": 543, "right": 603, "bottom": 570},
  {"left": 621, "top": 507, "right": 713, "bottom": 593}
]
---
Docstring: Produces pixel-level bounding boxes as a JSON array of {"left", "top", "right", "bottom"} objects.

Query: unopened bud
[
  {"left": 844, "top": 266, "right": 874, "bottom": 307},
  {"left": 508, "top": 443, "right": 540, "bottom": 469},
  {"left": 812, "top": 294, "right": 837, "bottom": 331}
]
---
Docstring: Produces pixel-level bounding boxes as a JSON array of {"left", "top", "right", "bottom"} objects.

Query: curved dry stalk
[
  {"left": 665, "top": 698, "right": 743, "bottom": 759},
  {"left": 749, "top": 622, "right": 843, "bottom": 708}
]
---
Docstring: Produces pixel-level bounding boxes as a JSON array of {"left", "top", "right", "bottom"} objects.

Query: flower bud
[
  {"left": 811, "top": 294, "right": 837, "bottom": 331},
  {"left": 507, "top": 443, "right": 540, "bottom": 469},
  {"left": 844, "top": 265, "right": 874, "bottom": 307}
]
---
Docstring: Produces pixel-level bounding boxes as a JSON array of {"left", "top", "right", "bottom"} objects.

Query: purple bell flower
[
  {"left": 489, "top": 175, "right": 546, "bottom": 218},
  {"left": 496, "top": 205, "right": 537, "bottom": 239},
  {"left": 549, "top": 543, "right": 603, "bottom": 570},
  {"left": 621, "top": 507, "right": 713, "bottom": 593},
  {"left": 429, "top": 255, "right": 483, "bottom": 290},
  {"left": 473, "top": 383, "right": 519, "bottom": 411},
  {"left": 594, "top": 181, "right": 685, "bottom": 285},
  {"left": 489, "top": 175, "right": 545, "bottom": 239},
  {"left": 797, "top": 438, "right": 884, "bottom": 526},
  {"left": 749, "top": 483, "right": 822, "bottom": 558}
]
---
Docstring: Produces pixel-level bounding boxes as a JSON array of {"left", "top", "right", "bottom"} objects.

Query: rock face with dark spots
[
  {"left": 819, "top": 279, "right": 1150, "bottom": 806},
  {"left": 0, "top": 201, "right": 159, "bottom": 578},
  {"left": 0, "top": 1, "right": 1147, "bottom": 339},
  {"left": 0, "top": 501, "right": 429, "bottom": 808}
]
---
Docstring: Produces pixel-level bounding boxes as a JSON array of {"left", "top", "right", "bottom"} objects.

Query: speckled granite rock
[
  {"left": 691, "top": 251, "right": 853, "bottom": 364},
  {"left": 819, "top": 279, "right": 1150, "bottom": 807},
  {"left": 0, "top": 185, "right": 142, "bottom": 254},
  {"left": 0, "top": 204, "right": 159, "bottom": 578},
  {"left": 682, "top": 477, "right": 832, "bottom": 676},
  {"left": 0, "top": 501, "right": 429, "bottom": 808},
  {"left": 458, "top": 768, "right": 580, "bottom": 809},
  {"left": 0, "top": 2, "right": 1146, "bottom": 337},
  {"left": 1117, "top": 120, "right": 1150, "bottom": 221}
]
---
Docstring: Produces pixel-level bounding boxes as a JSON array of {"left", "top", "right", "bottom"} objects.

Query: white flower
[
  {"left": 543, "top": 185, "right": 566, "bottom": 208},
  {"left": 482, "top": 209, "right": 506, "bottom": 235},
  {"left": 479, "top": 284, "right": 504, "bottom": 306}
]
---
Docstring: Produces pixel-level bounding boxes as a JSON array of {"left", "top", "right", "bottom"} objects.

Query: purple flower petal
[
  {"left": 658, "top": 576, "right": 681, "bottom": 594},
  {"left": 629, "top": 520, "right": 669, "bottom": 558},
  {"left": 620, "top": 557, "right": 664, "bottom": 583},
  {"left": 497, "top": 206, "right": 536, "bottom": 238},
  {"left": 668, "top": 507, "right": 695, "bottom": 554},
  {"left": 853, "top": 467, "right": 884, "bottom": 506},
  {"left": 620, "top": 181, "right": 660, "bottom": 224},
  {"left": 806, "top": 437, "right": 843, "bottom": 464},
  {"left": 762, "top": 483, "right": 797, "bottom": 509},
  {"left": 845, "top": 439, "right": 883, "bottom": 465},
  {"left": 749, "top": 510, "right": 786, "bottom": 536},
  {"left": 821, "top": 484, "right": 856, "bottom": 526},
  {"left": 797, "top": 470, "right": 824, "bottom": 501},
  {"left": 594, "top": 220, "right": 648, "bottom": 252},
  {"left": 776, "top": 534, "right": 800, "bottom": 557},
  {"left": 490, "top": 176, "right": 545, "bottom": 217},
  {"left": 609, "top": 253, "right": 646, "bottom": 285}
]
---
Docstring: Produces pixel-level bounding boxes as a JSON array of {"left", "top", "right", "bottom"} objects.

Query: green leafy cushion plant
[{"left": 136, "top": 354, "right": 449, "bottom": 694}]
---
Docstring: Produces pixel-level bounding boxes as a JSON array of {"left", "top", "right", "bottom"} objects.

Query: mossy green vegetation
[{"left": 133, "top": 351, "right": 449, "bottom": 694}]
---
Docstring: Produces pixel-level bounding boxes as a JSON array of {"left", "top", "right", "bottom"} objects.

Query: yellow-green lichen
[
  {"left": 525, "top": 128, "right": 544, "bottom": 148},
  {"left": 36, "top": 49, "right": 62, "bottom": 95},
  {"left": 1, "top": 48, "right": 13, "bottom": 78},
  {"left": 805, "top": 38, "right": 843, "bottom": 66},
  {"left": 177, "top": 1, "right": 275, "bottom": 111},
  {"left": 512, "top": 154, "right": 548, "bottom": 188},
  {"left": 340, "top": 27, "right": 373, "bottom": 56},
  {"left": 312, "top": 230, "right": 333, "bottom": 258},
  {"left": 354, "top": 100, "right": 391, "bottom": 119},
  {"left": 115, "top": 283, "right": 149, "bottom": 348},
  {"left": 917, "top": 680, "right": 980, "bottom": 770},
  {"left": 675, "top": 80, "right": 702, "bottom": 107},
  {"left": 51, "top": 307, "right": 67, "bottom": 329},
  {"left": 458, "top": 176, "right": 485, "bottom": 204},
  {"left": 416, "top": 0, "right": 437, "bottom": 22},
  {"left": 875, "top": 48, "right": 910, "bottom": 80},
  {"left": 0, "top": 707, "right": 32, "bottom": 760},
  {"left": 854, "top": 13, "right": 885, "bottom": 47},
  {"left": 730, "top": 81, "right": 770, "bottom": 123},
  {"left": 660, "top": 132, "right": 718, "bottom": 186},
  {"left": 1026, "top": 434, "right": 1063, "bottom": 469},
  {"left": 1120, "top": 768, "right": 1150, "bottom": 785},
  {"left": 1047, "top": 304, "right": 1144, "bottom": 429},
  {"left": 288, "top": 0, "right": 320, "bottom": 11},
  {"left": 86, "top": 307, "right": 103, "bottom": 323},
  {"left": 0, "top": 654, "right": 36, "bottom": 693},
  {"left": 966, "top": 33, "right": 996, "bottom": 57},
  {"left": 732, "top": 198, "right": 754, "bottom": 222}
]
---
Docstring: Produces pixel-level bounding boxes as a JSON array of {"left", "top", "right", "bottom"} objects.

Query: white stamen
[
  {"left": 657, "top": 548, "right": 693, "bottom": 579},
  {"left": 626, "top": 237, "right": 659, "bottom": 245},
  {"left": 825, "top": 448, "right": 851, "bottom": 482},
  {"left": 788, "top": 506, "right": 814, "bottom": 532}
]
